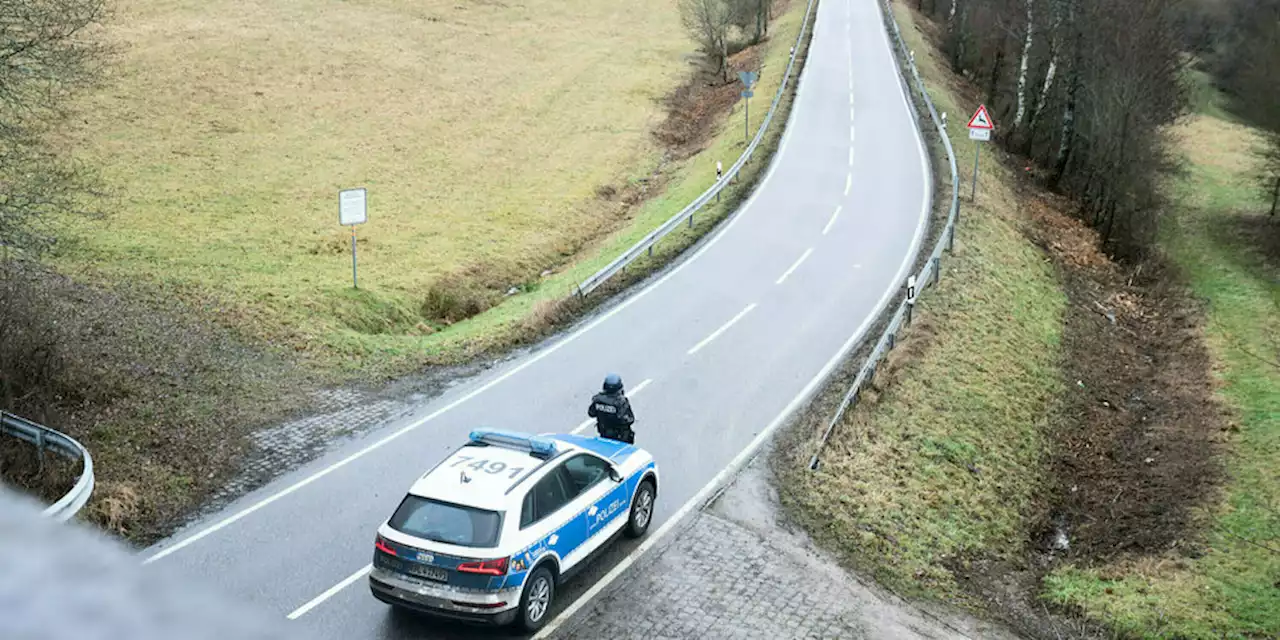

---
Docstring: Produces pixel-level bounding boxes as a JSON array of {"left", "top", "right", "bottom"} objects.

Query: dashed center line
[
  {"left": 848, "top": 146, "right": 855, "bottom": 167},
  {"left": 844, "top": 172, "right": 852, "bottom": 196},
  {"left": 823, "top": 205, "right": 842, "bottom": 235},
  {"left": 572, "top": 378, "right": 654, "bottom": 434},
  {"left": 775, "top": 248, "right": 814, "bottom": 285},
  {"left": 687, "top": 303, "right": 757, "bottom": 356},
  {"left": 288, "top": 564, "right": 371, "bottom": 620}
]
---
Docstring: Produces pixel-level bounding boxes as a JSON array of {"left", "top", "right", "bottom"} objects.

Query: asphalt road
[{"left": 140, "top": 0, "right": 931, "bottom": 637}]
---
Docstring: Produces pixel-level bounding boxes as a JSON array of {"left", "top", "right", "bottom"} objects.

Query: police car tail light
[
  {"left": 456, "top": 556, "right": 509, "bottom": 576},
  {"left": 374, "top": 535, "right": 397, "bottom": 556}
]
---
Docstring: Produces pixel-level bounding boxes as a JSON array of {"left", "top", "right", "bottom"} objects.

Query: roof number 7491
[{"left": 451, "top": 455, "right": 525, "bottom": 480}]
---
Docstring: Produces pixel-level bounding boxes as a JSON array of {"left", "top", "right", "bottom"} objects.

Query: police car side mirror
[{"left": 607, "top": 466, "right": 623, "bottom": 483}]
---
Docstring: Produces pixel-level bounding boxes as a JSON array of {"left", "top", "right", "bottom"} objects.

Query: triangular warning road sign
[{"left": 967, "top": 104, "right": 995, "bottom": 130}]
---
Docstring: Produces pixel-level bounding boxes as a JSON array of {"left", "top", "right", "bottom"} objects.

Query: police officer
[{"left": 587, "top": 373, "right": 636, "bottom": 444}]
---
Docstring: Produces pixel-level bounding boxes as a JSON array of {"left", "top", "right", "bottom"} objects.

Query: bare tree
[
  {"left": 923, "top": 0, "right": 1185, "bottom": 258},
  {"left": 679, "top": 0, "right": 735, "bottom": 82},
  {"left": 731, "top": 0, "right": 771, "bottom": 44},
  {"left": 0, "top": 0, "right": 111, "bottom": 409},
  {"left": 0, "top": 0, "right": 109, "bottom": 259},
  {"left": 1261, "top": 134, "right": 1280, "bottom": 216}
]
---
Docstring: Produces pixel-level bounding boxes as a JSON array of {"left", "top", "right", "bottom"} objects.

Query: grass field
[
  {"left": 1043, "top": 115, "right": 1280, "bottom": 639},
  {"left": 55, "top": 0, "right": 808, "bottom": 374},
  {"left": 778, "top": 0, "right": 1066, "bottom": 600},
  {"left": 25, "top": 0, "right": 816, "bottom": 542}
]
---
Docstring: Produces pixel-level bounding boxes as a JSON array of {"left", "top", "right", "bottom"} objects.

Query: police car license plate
[
  {"left": 400, "top": 560, "right": 448, "bottom": 583},
  {"left": 414, "top": 565, "right": 448, "bottom": 583}
]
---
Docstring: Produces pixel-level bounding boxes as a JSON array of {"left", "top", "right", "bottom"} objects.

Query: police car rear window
[{"left": 388, "top": 496, "right": 502, "bottom": 548}]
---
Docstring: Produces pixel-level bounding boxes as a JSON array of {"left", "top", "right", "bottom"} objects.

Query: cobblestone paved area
[{"left": 556, "top": 456, "right": 1022, "bottom": 640}]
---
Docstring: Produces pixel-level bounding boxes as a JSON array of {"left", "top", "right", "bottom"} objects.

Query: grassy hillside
[
  {"left": 56, "top": 0, "right": 807, "bottom": 372},
  {"left": 13, "top": 0, "right": 816, "bottom": 542},
  {"left": 779, "top": 2, "right": 1278, "bottom": 638},
  {"left": 778, "top": 0, "right": 1067, "bottom": 600},
  {"left": 1044, "top": 115, "right": 1280, "bottom": 639}
]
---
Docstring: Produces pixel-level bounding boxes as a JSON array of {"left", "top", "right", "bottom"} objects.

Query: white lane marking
[
  {"left": 775, "top": 248, "right": 814, "bottom": 285},
  {"left": 571, "top": 378, "right": 653, "bottom": 434},
  {"left": 287, "top": 564, "right": 370, "bottom": 620},
  {"left": 535, "top": 3, "right": 937, "bottom": 636},
  {"left": 687, "top": 303, "right": 757, "bottom": 356},
  {"left": 140, "top": 39, "right": 817, "bottom": 566},
  {"left": 822, "top": 205, "right": 842, "bottom": 235},
  {"left": 848, "top": 146, "right": 855, "bottom": 166},
  {"left": 533, "top": 197, "right": 928, "bottom": 640},
  {"left": 850, "top": 124, "right": 856, "bottom": 142},
  {"left": 844, "top": 172, "right": 852, "bottom": 196}
]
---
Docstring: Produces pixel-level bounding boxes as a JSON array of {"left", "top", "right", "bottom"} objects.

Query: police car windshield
[{"left": 388, "top": 495, "right": 502, "bottom": 548}]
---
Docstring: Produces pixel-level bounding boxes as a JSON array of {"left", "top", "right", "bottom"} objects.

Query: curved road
[{"left": 140, "top": 0, "right": 930, "bottom": 636}]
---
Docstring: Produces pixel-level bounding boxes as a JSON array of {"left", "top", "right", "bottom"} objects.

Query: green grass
[
  {"left": 54, "top": 0, "right": 812, "bottom": 377},
  {"left": 1043, "top": 115, "right": 1280, "bottom": 639},
  {"left": 1185, "top": 64, "right": 1233, "bottom": 122},
  {"left": 778, "top": 0, "right": 1066, "bottom": 600}
]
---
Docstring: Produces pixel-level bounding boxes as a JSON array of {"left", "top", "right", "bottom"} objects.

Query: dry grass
[
  {"left": 1171, "top": 116, "right": 1267, "bottom": 178},
  {"left": 57, "top": 0, "right": 691, "bottom": 352},
  {"left": 52, "top": 0, "right": 815, "bottom": 377}
]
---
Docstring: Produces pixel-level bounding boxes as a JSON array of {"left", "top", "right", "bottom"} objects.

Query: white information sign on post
[
  {"left": 338, "top": 187, "right": 367, "bottom": 289},
  {"left": 339, "top": 188, "right": 367, "bottom": 226}
]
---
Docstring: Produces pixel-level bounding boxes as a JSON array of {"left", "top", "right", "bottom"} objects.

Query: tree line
[
  {"left": 0, "top": 0, "right": 109, "bottom": 411},
  {"left": 678, "top": 0, "right": 776, "bottom": 82},
  {"left": 916, "top": 0, "right": 1190, "bottom": 259},
  {"left": 1185, "top": 0, "right": 1280, "bottom": 216}
]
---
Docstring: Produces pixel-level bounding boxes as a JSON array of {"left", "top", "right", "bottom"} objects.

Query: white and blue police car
[{"left": 368, "top": 428, "right": 659, "bottom": 631}]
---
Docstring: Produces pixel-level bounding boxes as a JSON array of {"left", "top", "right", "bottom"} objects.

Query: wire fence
[{"left": 807, "top": 0, "right": 961, "bottom": 470}]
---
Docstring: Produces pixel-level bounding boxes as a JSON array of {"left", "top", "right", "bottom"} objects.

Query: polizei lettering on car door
[{"left": 589, "top": 497, "right": 626, "bottom": 528}]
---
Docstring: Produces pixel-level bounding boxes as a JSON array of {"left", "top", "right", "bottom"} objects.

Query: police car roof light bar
[{"left": 468, "top": 428, "right": 558, "bottom": 458}]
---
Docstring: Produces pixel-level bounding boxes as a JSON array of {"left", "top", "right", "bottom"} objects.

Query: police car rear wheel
[
  {"left": 517, "top": 566, "right": 555, "bottom": 632},
  {"left": 625, "top": 480, "right": 655, "bottom": 538}
]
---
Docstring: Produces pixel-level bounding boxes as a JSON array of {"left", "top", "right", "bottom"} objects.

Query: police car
[{"left": 368, "top": 428, "right": 659, "bottom": 631}]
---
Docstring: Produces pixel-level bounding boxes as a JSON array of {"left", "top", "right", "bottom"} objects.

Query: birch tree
[{"left": 1011, "top": 0, "right": 1035, "bottom": 133}]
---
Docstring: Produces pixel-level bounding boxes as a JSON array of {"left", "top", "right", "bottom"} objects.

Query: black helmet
[{"left": 602, "top": 373, "right": 623, "bottom": 393}]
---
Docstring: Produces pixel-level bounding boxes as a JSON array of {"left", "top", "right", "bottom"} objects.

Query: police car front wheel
[{"left": 518, "top": 566, "right": 556, "bottom": 632}]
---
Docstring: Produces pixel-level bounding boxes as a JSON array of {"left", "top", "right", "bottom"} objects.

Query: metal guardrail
[
  {"left": 575, "top": 0, "right": 819, "bottom": 297},
  {"left": 808, "top": 0, "right": 962, "bottom": 469},
  {"left": 1, "top": 410, "right": 95, "bottom": 521}
]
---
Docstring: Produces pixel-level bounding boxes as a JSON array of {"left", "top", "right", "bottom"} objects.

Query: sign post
[
  {"left": 339, "top": 187, "right": 367, "bottom": 289},
  {"left": 966, "top": 104, "right": 995, "bottom": 202},
  {"left": 738, "top": 71, "right": 758, "bottom": 145}
]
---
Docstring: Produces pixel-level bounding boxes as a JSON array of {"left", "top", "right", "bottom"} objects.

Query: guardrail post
[
  {"left": 887, "top": 332, "right": 896, "bottom": 350},
  {"left": 947, "top": 223, "right": 956, "bottom": 252},
  {"left": 35, "top": 429, "right": 46, "bottom": 475},
  {"left": 932, "top": 257, "right": 941, "bottom": 285},
  {"left": 688, "top": 214, "right": 694, "bottom": 229}
]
